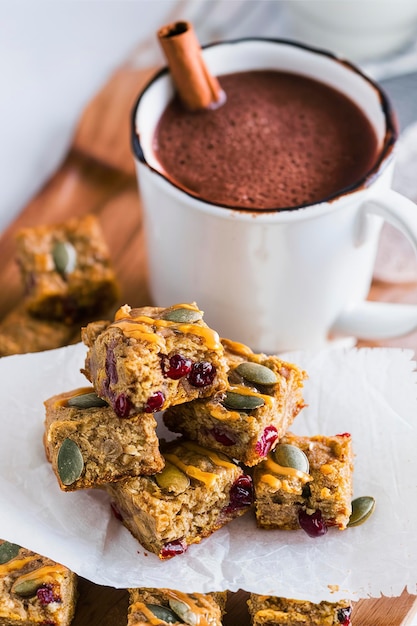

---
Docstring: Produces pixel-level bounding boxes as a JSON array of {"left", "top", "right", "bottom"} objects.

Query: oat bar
[
  {"left": 164, "top": 338, "right": 306, "bottom": 466},
  {"left": 15, "top": 214, "right": 119, "bottom": 323},
  {"left": 106, "top": 439, "right": 253, "bottom": 558},
  {"left": 0, "top": 540, "right": 77, "bottom": 626},
  {"left": 247, "top": 594, "right": 352, "bottom": 626},
  {"left": 44, "top": 387, "right": 164, "bottom": 491},
  {"left": 254, "top": 432, "right": 353, "bottom": 533},
  {"left": 81, "top": 303, "right": 228, "bottom": 416},
  {"left": 127, "top": 588, "right": 227, "bottom": 625}
]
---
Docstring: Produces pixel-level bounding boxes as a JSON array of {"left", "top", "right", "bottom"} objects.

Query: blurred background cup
[
  {"left": 132, "top": 38, "right": 417, "bottom": 354},
  {"left": 284, "top": 0, "right": 417, "bottom": 63}
]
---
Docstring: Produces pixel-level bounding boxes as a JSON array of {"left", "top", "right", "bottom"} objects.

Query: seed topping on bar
[
  {"left": 112, "top": 304, "right": 222, "bottom": 350},
  {"left": 164, "top": 441, "right": 237, "bottom": 487},
  {"left": 261, "top": 456, "right": 312, "bottom": 483}
]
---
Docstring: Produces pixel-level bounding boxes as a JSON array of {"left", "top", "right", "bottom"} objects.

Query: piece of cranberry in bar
[
  {"left": 254, "top": 432, "right": 353, "bottom": 533},
  {"left": 81, "top": 303, "right": 228, "bottom": 416},
  {"left": 105, "top": 439, "right": 254, "bottom": 559},
  {"left": 163, "top": 338, "right": 306, "bottom": 466}
]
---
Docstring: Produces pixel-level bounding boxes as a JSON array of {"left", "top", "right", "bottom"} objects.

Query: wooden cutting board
[{"left": 0, "top": 59, "right": 416, "bottom": 625}]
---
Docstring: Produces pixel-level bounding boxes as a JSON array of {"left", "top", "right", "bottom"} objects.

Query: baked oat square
[
  {"left": 164, "top": 338, "right": 306, "bottom": 466},
  {"left": 106, "top": 439, "right": 253, "bottom": 558},
  {"left": 247, "top": 594, "right": 352, "bottom": 626},
  {"left": 0, "top": 540, "right": 77, "bottom": 626},
  {"left": 15, "top": 214, "right": 119, "bottom": 323},
  {"left": 127, "top": 588, "right": 227, "bottom": 626},
  {"left": 81, "top": 303, "right": 228, "bottom": 416},
  {"left": 44, "top": 387, "right": 164, "bottom": 491},
  {"left": 254, "top": 432, "right": 353, "bottom": 532}
]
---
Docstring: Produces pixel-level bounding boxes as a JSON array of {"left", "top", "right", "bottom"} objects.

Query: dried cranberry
[
  {"left": 114, "top": 393, "right": 132, "bottom": 418},
  {"left": 337, "top": 607, "right": 352, "bottom": 625},
  {"left": 160, "top": 539, "right": 187, "bottom": 559},
  {"left": 188, "top": 362, "right": 216, "bottom": 387},
  {"left": 336, "top": 432, "right": 351, "bottom": 438},
  {"left": 37, "top": 584, "right": 57, "bottom": 605},
  {"left": 105, "top": 346, "right": 118, "bottom": 386},
  {"left": 110, "top": 502, "right": 124, "bottom": 521},
  {"left": 255, "top": 425, "right": 278, "bottom": 457},
  {"left": 144, "top": 391, "right": 165, "bottom": 412},
  {"left": 210, "top": 427, "right": 236, "bottom": 446},
  {"left": 161, "top": 354, "right": 192, "bottom": 379},
  {"left": 224, "top": 475, "right": 253, "bottom": 514},
  {"left": 298, "top": 509, "right": 328, "bottom": 538}
]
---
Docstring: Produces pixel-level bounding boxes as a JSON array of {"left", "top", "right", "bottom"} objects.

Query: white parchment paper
[{"left": 1, "top": 343, "right": 417, "bottom": 602}]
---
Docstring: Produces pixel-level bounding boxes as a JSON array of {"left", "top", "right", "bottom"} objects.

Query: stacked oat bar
[
  {"left": 44, "top": 303, "right": 254, "bottom": 560},
  {"left": 43, "top": 301, "right": 357, "bottom": 557},
  {"left": 39, "top": 300, "right": 359, "bottom": 625}
]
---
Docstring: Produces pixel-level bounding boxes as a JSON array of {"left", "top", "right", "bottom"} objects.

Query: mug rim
[{"left": 131, "top": 36, "right": 398, "bottom": 215}]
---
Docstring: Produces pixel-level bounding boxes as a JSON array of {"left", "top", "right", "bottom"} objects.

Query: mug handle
[{"left": 331, "top": 189, "right": 417, "bottom": 341}]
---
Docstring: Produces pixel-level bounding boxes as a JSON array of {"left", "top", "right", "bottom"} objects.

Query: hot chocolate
[{"left": 153, "top": 70, "right": 379, "bottom": 210}]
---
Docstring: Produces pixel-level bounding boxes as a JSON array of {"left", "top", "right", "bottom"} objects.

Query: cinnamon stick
[{"left": 157, "top": 21, "right": 224, "bottom": 111}]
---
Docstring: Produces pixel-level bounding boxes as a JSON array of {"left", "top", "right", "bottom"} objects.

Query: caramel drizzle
[
  {"left": 221, "top": 337, "right": 254, "bottom": 357},
  {"left": 11, "top": 564, "right": 67, "bottom": 591},
  {"left": 261, "top": 456, "right": 311, "bottom": 484},
  {"left": 111, "top": 318, "right": 166, "bottom": 348},
  {"left": 166, "top": 590, "right": 212, "bottom": 626},
  {"left": 0, "top": 556, "right": 35, "bottom": 576},
  {"left": 228, "top": 384, "right": 274, "bottom": 407},
  {"left": 130, "top": 602, "right": 164, "bottom": 625},
  {"left": 209, "top": 404, "right": 240, "bottom": 422},
  {"left": 182, "top": 441, "right": 236, "bottom": 469},
  {"left": 112, "top": 304, "right": 221, "bottom": 350},
  {"left": 165, "top": 441, "right": 236, "bottom": 487},
  {"left": 0, "top": 555, "right": 66, "bottom": 580},
  {"left": 53, "top": 386, "right": 95, "bottom": 408},
  {"left": 260, "top": 474, "right": 283, "bottom": 489},
  {"left": 132, "top": 594, "right": 211, "bottom": 626},
  {"left": 164, "top": 453, "right": 218, "bottom": 487}
]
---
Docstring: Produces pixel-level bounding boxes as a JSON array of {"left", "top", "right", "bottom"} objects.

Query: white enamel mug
[{"left": 132, "top": 38, "right": 417, "bottom": 354}]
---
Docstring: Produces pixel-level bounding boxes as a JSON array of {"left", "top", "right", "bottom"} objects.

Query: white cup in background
[
  {"left": 132, "top": 38, "right": 417, "bottom": 354},
  {"left": 283, "top": 0, "right": 417, "bottom": 63}
]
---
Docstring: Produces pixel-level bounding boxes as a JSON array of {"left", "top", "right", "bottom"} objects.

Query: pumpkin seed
[
  {"left": 57, "top": 438, "right": 84, "bottom": 486},
  {"left": 162, "top": 308, "right": 202, "bottom": 323},
  {"left": 12, "top": 577, "right": 42, "bottom": 598},
  {"left": 155, "top": 461, "right": 190, "bottom": 495},
  {"left": 169, "top": 598, "right": 198, "bottom": 625},
  {"left": 147, "top": 603, "right": 180, "bottom": 623},
  {"left": 347, "top": 496, "right": 375, "bottom": 527},
  {"left": 222, "top": 391, "right": 265, "bottom": 411},
  {"left": 235, "top": 362, "right": 278, "bottom": 385},
  {"left": 67, "top": 392, "right": 107, "bottom": 409},
  {"left": 52, "top": 240, "right": 77, "bottom": 275},
  {"left": 273, "top": 443, "right": 309, "bottom": 474},
  {"left": 0, "top": 541, "right": 20, "bottom": 565}
]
